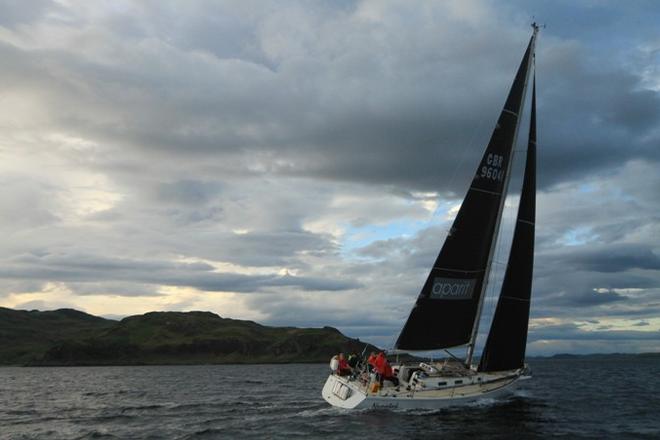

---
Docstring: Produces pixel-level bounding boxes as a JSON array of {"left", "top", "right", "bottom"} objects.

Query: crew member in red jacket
[
  {"left": 367, "top": 352, "right": 377, "bottom": 371},
  {"left": 337, "top": 352, "right": 352, "bottom": 376},
  {"left": 374, "top": 352, "right": 399, "bottom": 386}
]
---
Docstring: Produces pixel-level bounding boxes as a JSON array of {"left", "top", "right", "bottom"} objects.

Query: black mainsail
[
  {"left": 479, "top": 77, "right": 536, "bottom": 372},
  {"left": 395, "top": 32, "right": 537, "bottom": 352}
]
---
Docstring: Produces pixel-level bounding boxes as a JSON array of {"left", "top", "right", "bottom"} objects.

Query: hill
[
  {"left": 0, "top": 308, "right": 376, "bottom": 366},
  {"left": 0, "top": 307, "right": 115, "bottom": 365}
]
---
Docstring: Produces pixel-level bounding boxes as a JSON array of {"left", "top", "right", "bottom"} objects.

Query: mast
[{"left": 465, "top": 24, "right": 539, "bottom": 367}]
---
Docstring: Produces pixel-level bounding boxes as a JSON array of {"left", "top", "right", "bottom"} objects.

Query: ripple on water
[{"left": 1, "top": 360, "right": 658, "bottom": 439}]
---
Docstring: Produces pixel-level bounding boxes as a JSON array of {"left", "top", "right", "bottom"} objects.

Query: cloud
[
  {"left": 0, "top": 0, "right": 56, "bottom": 27},
  {"left": 0, "top": 0, "right": 659, "bottom": 355},
  {"left": 12, "top": 299, "right": 70, "bottom": 311},
  {"left": 562, "top": 244, "right": 660, "bottom": 273},
  {"left": 0, "top": 252, "right": 360, "bottom": 295},
  {"left": 528, "top": 323, "right": 660, "bottom": 342}
]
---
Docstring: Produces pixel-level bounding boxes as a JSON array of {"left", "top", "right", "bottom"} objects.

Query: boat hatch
[{"left": 332, "top": 381, "right": 352, "bottom": 400}]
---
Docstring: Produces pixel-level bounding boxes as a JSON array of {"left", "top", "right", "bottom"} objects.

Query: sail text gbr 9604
[{"left": 395, "top": 27, "right": 539, "bottom": 366}]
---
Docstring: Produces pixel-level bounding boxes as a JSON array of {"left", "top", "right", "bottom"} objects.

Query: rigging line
[
  {"left": 429, "top": 104, "right": 489, "bottom": 221},
  {"left": 444, "top": 349, "right": 463, "bottom": 363},
  {"left": 500, "top": 295, "right": 530, "bottom": 303}
]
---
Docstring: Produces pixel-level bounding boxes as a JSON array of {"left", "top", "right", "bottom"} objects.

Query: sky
[{"left": 1, "top": 0, "right": 659, "bottom": 356}]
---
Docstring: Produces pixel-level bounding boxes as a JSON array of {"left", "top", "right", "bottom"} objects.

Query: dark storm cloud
[
  {"left": 553, "top": 288, "right": 626, "bottom": 307},
  {"left": 244, "top": 291, "right": 403, "bottom": 347},
  {"left": 537, "top": 51, "right": 660, "bottom": 188},
  {"left": 2, "top": 2, "right": 657, "bottom": 196},
  {"left": 561, "top": 244, "right": 660, "bottom": 273},
  {"left": 0, "top": 2, "right": 528, "bottom": 195},
  {"left": 526, "top": 256, "right": 660, "bottom": 318}
]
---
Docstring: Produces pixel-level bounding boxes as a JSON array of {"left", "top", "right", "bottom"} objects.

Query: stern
[{"left": 321, "top": 374, "right": 367, "bottom": 409}]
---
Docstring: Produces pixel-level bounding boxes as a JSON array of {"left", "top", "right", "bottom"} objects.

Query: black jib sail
[
  {"left": 479, "top": 76, "right": 537, "bottom": 372},
  {"left": 395, "top": 34, "right": 536, "bottom": 351}
]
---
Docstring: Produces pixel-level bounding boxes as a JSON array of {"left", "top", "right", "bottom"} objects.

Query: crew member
[
  {"left": 337, "top": 352, "right": 352, "bottom": 376},
  {"left": 367, "top": 352, "right": 377, "bottom": 372},
  {"left": 374, "top": 351, "right": 399, "bottom": 386},
  {"left": 348, "top": 353, "right": 359, "bottom": 369}
]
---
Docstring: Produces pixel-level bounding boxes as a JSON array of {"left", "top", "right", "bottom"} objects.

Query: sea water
[{"left": 1, "top": 357, "right": 658, "bottom": 439}]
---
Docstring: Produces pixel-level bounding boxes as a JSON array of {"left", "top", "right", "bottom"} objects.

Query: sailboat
[{"left": 322, "top": 24, "right": 540, "bottom": 410}]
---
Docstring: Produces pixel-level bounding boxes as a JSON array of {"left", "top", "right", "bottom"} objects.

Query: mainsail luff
[
  {"left": 395, "top": 32, "right": 537, "bottom": 352},
  {"left": 478, "top": 75, "right": 537, "bottom": 372}
]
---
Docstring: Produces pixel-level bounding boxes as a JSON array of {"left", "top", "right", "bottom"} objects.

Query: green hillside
[
  {"left": 0, "top": 308, "right": 376, "bottom": 366},
  {"left": 0, "top": 307, "right": 115, "bottom": 365}
]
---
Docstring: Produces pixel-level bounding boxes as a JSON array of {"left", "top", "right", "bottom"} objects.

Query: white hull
[{"left": 322, "top": 369, "right": 528, "bottom": 410}]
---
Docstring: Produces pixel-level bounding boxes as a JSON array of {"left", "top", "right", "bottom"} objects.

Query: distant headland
[{"left": 0, "top": 307, "right": 377, "bottom": 366}]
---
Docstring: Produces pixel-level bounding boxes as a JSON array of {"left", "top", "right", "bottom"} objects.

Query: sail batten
[{"left": 395, "top": 32, "right": 537, "bottom": 352}]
